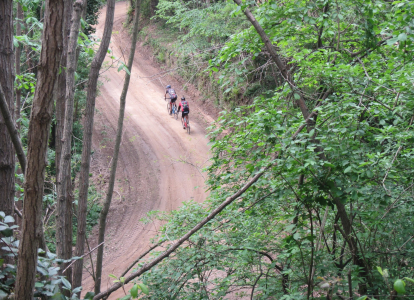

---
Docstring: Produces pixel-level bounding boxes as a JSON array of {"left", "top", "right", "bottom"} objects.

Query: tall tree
[
  {"left": 56, "top": 0, "right": 87, "bottom": 286},
  {"left": 72, "top": 0, "right": 117, "bottom": 291},
  {"left": 94, "top": 0, "right": 141, "bottom": 294},
  {"left": 0, "top": 0, "right": 15, "bottom": 218},
  {"left": 15, "top": 3, "right": 23, "bottom": 130},
  {"left": 55, "top": 0, "right": 72, "bottom": 184},
  {"left": 14, "top": 0, "right": 65, "bottom": 298}
]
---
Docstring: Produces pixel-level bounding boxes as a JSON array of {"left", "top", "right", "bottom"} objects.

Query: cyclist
[
  {"left": 177, "top": 96, "right": 190, "bottom": 129},
  {"left": 164, "top": 85, "right": 177, "bottom": 115}
]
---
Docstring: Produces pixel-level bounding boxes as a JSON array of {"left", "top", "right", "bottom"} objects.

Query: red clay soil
[{"left": 81, "top": 2, "right": 212, "bottom": 298}]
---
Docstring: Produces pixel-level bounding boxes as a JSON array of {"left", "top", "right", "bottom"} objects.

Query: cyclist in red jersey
[{"left": 177, "top": 96, "right": 190, "bottom": 129}]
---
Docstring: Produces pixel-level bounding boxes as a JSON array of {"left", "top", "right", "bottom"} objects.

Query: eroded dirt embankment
[{"left": 82, "top": 2, "right": 212, "bottom": 297}]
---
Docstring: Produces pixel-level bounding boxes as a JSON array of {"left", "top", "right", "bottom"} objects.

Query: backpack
[
  {"left": 168, "top": 88, "right": 177, "bottom": 100},
  {"left": 182, "top": 100, "right": 189, "bottom": 112}
]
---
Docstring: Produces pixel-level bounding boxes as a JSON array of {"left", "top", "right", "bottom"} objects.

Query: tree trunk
[
  {"left": 0, "top": 82, "right": 27, "bottom": 174},
  {"left": 56, "top": 0, "right": 86, "bottom": 287},
  {"left": 0, "top": 0, "right": 15, "bottom": 219},
  {"left": 72, "top": 0, "right": 117, "bottom": 292},
  {"left": 94, "top": 0, "right": 141, "bottom": 294},
  {"left": 15, "top": 3, "right": 23, "bottom": 129},
  {"left": 14, "top": 0, "right": 64, "bottom": 298},
  {"left": 55, "top": 0, "right": 72, "bottom": 183}
]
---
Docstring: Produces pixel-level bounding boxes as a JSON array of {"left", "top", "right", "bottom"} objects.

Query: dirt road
[{"left": 82, "top": 2, "right": 211, "bottom": 297}]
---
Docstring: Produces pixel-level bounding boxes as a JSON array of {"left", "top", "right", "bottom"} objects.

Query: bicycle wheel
[
  {"left": 187, "top": 124, "right": 190, "bottom": 135},
  {"left": 174, "top": 107, "right": 178, "bottom": 120},
  {"left": 167, "top": 103, "right": 171, "bottom": 114}
]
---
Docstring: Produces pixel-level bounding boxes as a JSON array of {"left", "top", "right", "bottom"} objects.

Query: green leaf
[
  {"left": 130, "top": 284, "right": 138, "bottom": 298},
  {"left": 123, "top": 66, "right": 131, "bottom": 75},
  {"left": 118, "top": 295, "right": 131, "bottom": 300},
  {"left": 344, "top": 166, "right": 352, "bottom": 173},
  {"left": 51, "top": 293, "right": 66, "bottom": 300},
  {"left": 4, "top": 216, "right": 14, "bottom": 223},
  {"left": 376, "top": 266, "right": 383, "bottom": 275},
  {"left": 394, "top": 279, "right": 406, "bottom": 294},
  {"left": 61, "top": 277, "right": 71, "bottom": 289},
  {"left": 84, "top": 292, "right": 95, "bottom": 299},
  {"left": 356, "top": 297, "right": 367, "bottom": 300},
  {"left": 403, "top": 277, "right": 414, "bottom": 283},
  {"left": 1, "top": 228, "right": 13, "bottom": 237},
  {"left": 294, "top": 93, "right": 300, "bottom": 100},
  {"left": 108, "top": 274, "right": 118, "bottom": 279},
  {"left": 398, "top": 33, "right": 407, "bottom": 41},
  {"left": 387, "top": 37, "right": 399, "bottom": 45},
  {"left": 138, "top": 283, "right": 149, "bottom": 295}
]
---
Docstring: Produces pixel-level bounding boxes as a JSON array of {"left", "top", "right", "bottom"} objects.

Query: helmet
[
  {"left": 181, "top": 96, "right": 186, "bottom": 100},
  {"left": 166, "top": 85, "right": 171, "bottom": 89}
]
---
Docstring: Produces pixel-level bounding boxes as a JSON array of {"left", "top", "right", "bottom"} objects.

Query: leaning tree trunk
[
  {"left": 56, "top": 0, "right": 86, "bottom": 288},
  {"left": 72, "top": 0, "right": 116, "bottom": 292},
  {"left": 0, "top": 0, "right": 15, "bottom": 220},
  {"left": 14, "top": 0, "right": 64, "bottom": 298},
  {"left": 0, "top": 82, "right": 26, "bottom": 174},
  {"left": 94, "top": 0, "right": 141, "bottom": 294}
]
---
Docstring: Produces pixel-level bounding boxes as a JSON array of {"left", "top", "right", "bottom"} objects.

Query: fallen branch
[
  {"left": 62, "top": 242, "right": 104, "bottom": 274},
  {"left": 120, "top": 242, "right": 163, "bottom": 277},
  {"left": 92, "top": 167, "right": 269, "bottom": 299}
]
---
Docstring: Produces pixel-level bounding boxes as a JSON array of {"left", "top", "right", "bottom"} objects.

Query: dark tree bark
[
  {"left": 15, "top": 3, "right": 23, "bottom": 129},
  {"left": 94, "top": 0, "right": 141, "bottom": 294},
  {"left": 0, "top": 82, "right": 26, "bottom": 174},
  {"left": 72, "top": 0, "right": 116, "bottom": 292},
  {"left": 56, "top": 0, "right": 87, "bottom": 287},
  {"left": 0, "top": 0, "right": 15, "bottom": 218},
  {"left": 14, "top": 0, "right": 65, "bottom": 298}
]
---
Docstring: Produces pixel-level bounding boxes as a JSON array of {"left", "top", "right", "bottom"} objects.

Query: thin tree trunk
[
  {"left": 55, "top": 0, "right": 72, "bottom": 183},
  {"left": 0, "top": 82, "right": 26, "bottom": 174},
  {"left": 14, "top": 0, "right": 64, "bottom": 298},
  {"left": 15, "top": 3, "right": 23, "bottom": 129},
  {"left": 56, "top": 0, "right": 86, "bottom": 286},
  {"left": 72, "top": 0, "right": 116, "bottom": 292},
  {"left": 94, "top": 0, "right": 141, "bottom": 294},
  {"left": 0, "top": 0, "right": 15, "bottom": 219}
]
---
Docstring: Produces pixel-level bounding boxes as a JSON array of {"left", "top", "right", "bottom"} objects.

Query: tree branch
[{"left": 92, "top": 167, "right": 269, "bottom": 300}]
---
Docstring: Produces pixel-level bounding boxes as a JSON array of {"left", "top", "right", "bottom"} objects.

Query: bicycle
[
  {"left": 182, "top": 115, "right": 190, "bottom": 134},
  {"left": 167, "top": 102, "right": 178, "bottom": 119}
]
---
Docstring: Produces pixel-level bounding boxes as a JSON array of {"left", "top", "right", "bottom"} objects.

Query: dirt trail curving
[{"left": 82, "top": 2, "right": 211, "bottom": 297}]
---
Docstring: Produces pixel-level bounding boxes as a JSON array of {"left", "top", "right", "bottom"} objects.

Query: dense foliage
[{"left": 132, "top": 0, "right": 414, "bottom": 298}]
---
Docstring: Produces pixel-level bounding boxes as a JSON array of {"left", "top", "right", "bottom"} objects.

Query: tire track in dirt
[{"left": 82, "top": 2, "right": 211, "bottom": 297}]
